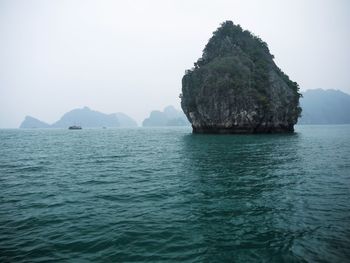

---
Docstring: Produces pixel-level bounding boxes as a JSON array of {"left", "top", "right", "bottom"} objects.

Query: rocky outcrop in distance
[
  {"left": 299, "top": 89, "right": 350, "bottom": 124},
  {"left": 20, "top": 116, "right": 51, "bottom": 129},
  {"left": 181, "top": 21, "right": 302, "bottom": 134},
  {"left": 19, "top": 107, "right": 138, "bottom": 128},
  {"left": 142, "top": 106, "right": 189, "bottom": 127},
  {"left": 113, "top": 112, "right": 138, "bottom": 127}
]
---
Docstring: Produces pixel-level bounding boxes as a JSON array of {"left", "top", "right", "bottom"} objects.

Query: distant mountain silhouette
[
  {"left": 19, "top": 91, "right": 350, "bottom": 128},
  {"left": 299, "top": 89, "right": 350, "bottom": 124},
  {"left": 113, "top": 112, "right": 138, "bottom": 127},
  {"left": 19, "top": 107, "right": 137, "bottom": 128},
  {"left": 51, "top": 107, "right": 120, "bottom": 128},
  {"left": 142, "top": 106, "right": 190, "bottom": 127},
  {"left": 20, "top": 116, "right": 51, "bottom": 128}
]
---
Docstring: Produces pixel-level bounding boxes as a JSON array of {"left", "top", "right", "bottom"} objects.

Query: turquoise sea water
[{"left": 0, "top": 125, "right": 349, "bottom": 262}]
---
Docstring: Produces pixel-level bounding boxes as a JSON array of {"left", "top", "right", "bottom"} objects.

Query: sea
[{"left": 0, "top": 125, "right": 349, "bottom": 262}]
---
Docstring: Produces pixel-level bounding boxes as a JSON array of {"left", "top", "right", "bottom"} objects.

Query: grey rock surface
[{"left": 181, "top": 21, "right": 301, "bottom": 134}]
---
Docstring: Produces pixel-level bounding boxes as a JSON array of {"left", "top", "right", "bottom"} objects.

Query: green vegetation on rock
[{"left": 181, "top": 21, "right": 302, "bottom": 133}]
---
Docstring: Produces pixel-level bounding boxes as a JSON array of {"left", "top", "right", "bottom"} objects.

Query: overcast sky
[{"left": 0, "top": 0, "right": 349, "bottom": 127}]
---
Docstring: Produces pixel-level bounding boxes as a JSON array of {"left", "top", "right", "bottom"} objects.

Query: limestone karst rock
[{"left": 181, "top": 21, "right": 302, "bottom": 133}]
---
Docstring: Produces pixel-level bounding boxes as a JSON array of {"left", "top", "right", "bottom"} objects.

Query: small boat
[{"left": 68, "top": 125, "right": 82, "bottom": 130}]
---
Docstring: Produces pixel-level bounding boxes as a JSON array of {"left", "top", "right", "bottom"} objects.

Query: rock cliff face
[{"left": 181, "top": 21, "right": 301, "bottom": 134}]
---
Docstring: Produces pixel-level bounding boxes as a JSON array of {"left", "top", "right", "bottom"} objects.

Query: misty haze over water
[
  {"left": 1, "top": 1, "right": 350, "bottom": 262},
  {"left": 0, "top": 0, "right": 350, "bottom": 128}
]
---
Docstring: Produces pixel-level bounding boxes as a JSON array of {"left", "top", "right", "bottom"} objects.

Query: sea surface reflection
[{"left": 0, "top": 126, "right": 349, "bottom": 262}]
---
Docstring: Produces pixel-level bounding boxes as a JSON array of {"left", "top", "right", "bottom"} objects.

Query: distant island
[
  {"left": 19, "top": 90, "right": 350, "bottom": 129},
  {"left": 142, "top": 106, "right": 189, "bottom": 127},
  {"left": 298, "top": 89, "right": 350, "bottom": 124},
  {"left": 181, "top": 21, "right": 301, "bottom": 134},
  {"left": 19, "top": 107, "right": 137, "bottom": 128},
  {"left": 20, "top": 116, "right": 51, "bottom": 129}
]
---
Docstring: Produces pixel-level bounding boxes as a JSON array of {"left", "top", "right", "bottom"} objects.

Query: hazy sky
[{"left": 1, "top": 0, "right": 349, "bottom": 128}]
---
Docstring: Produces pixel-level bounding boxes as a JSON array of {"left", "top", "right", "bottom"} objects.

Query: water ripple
[{"left": 0, "top": 126, "right": 350, "bottom": 262}]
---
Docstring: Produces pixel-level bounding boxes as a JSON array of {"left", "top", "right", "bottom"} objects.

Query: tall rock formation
[{"left": 181, "top": 21, "right": 302, "bottom": 133}]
